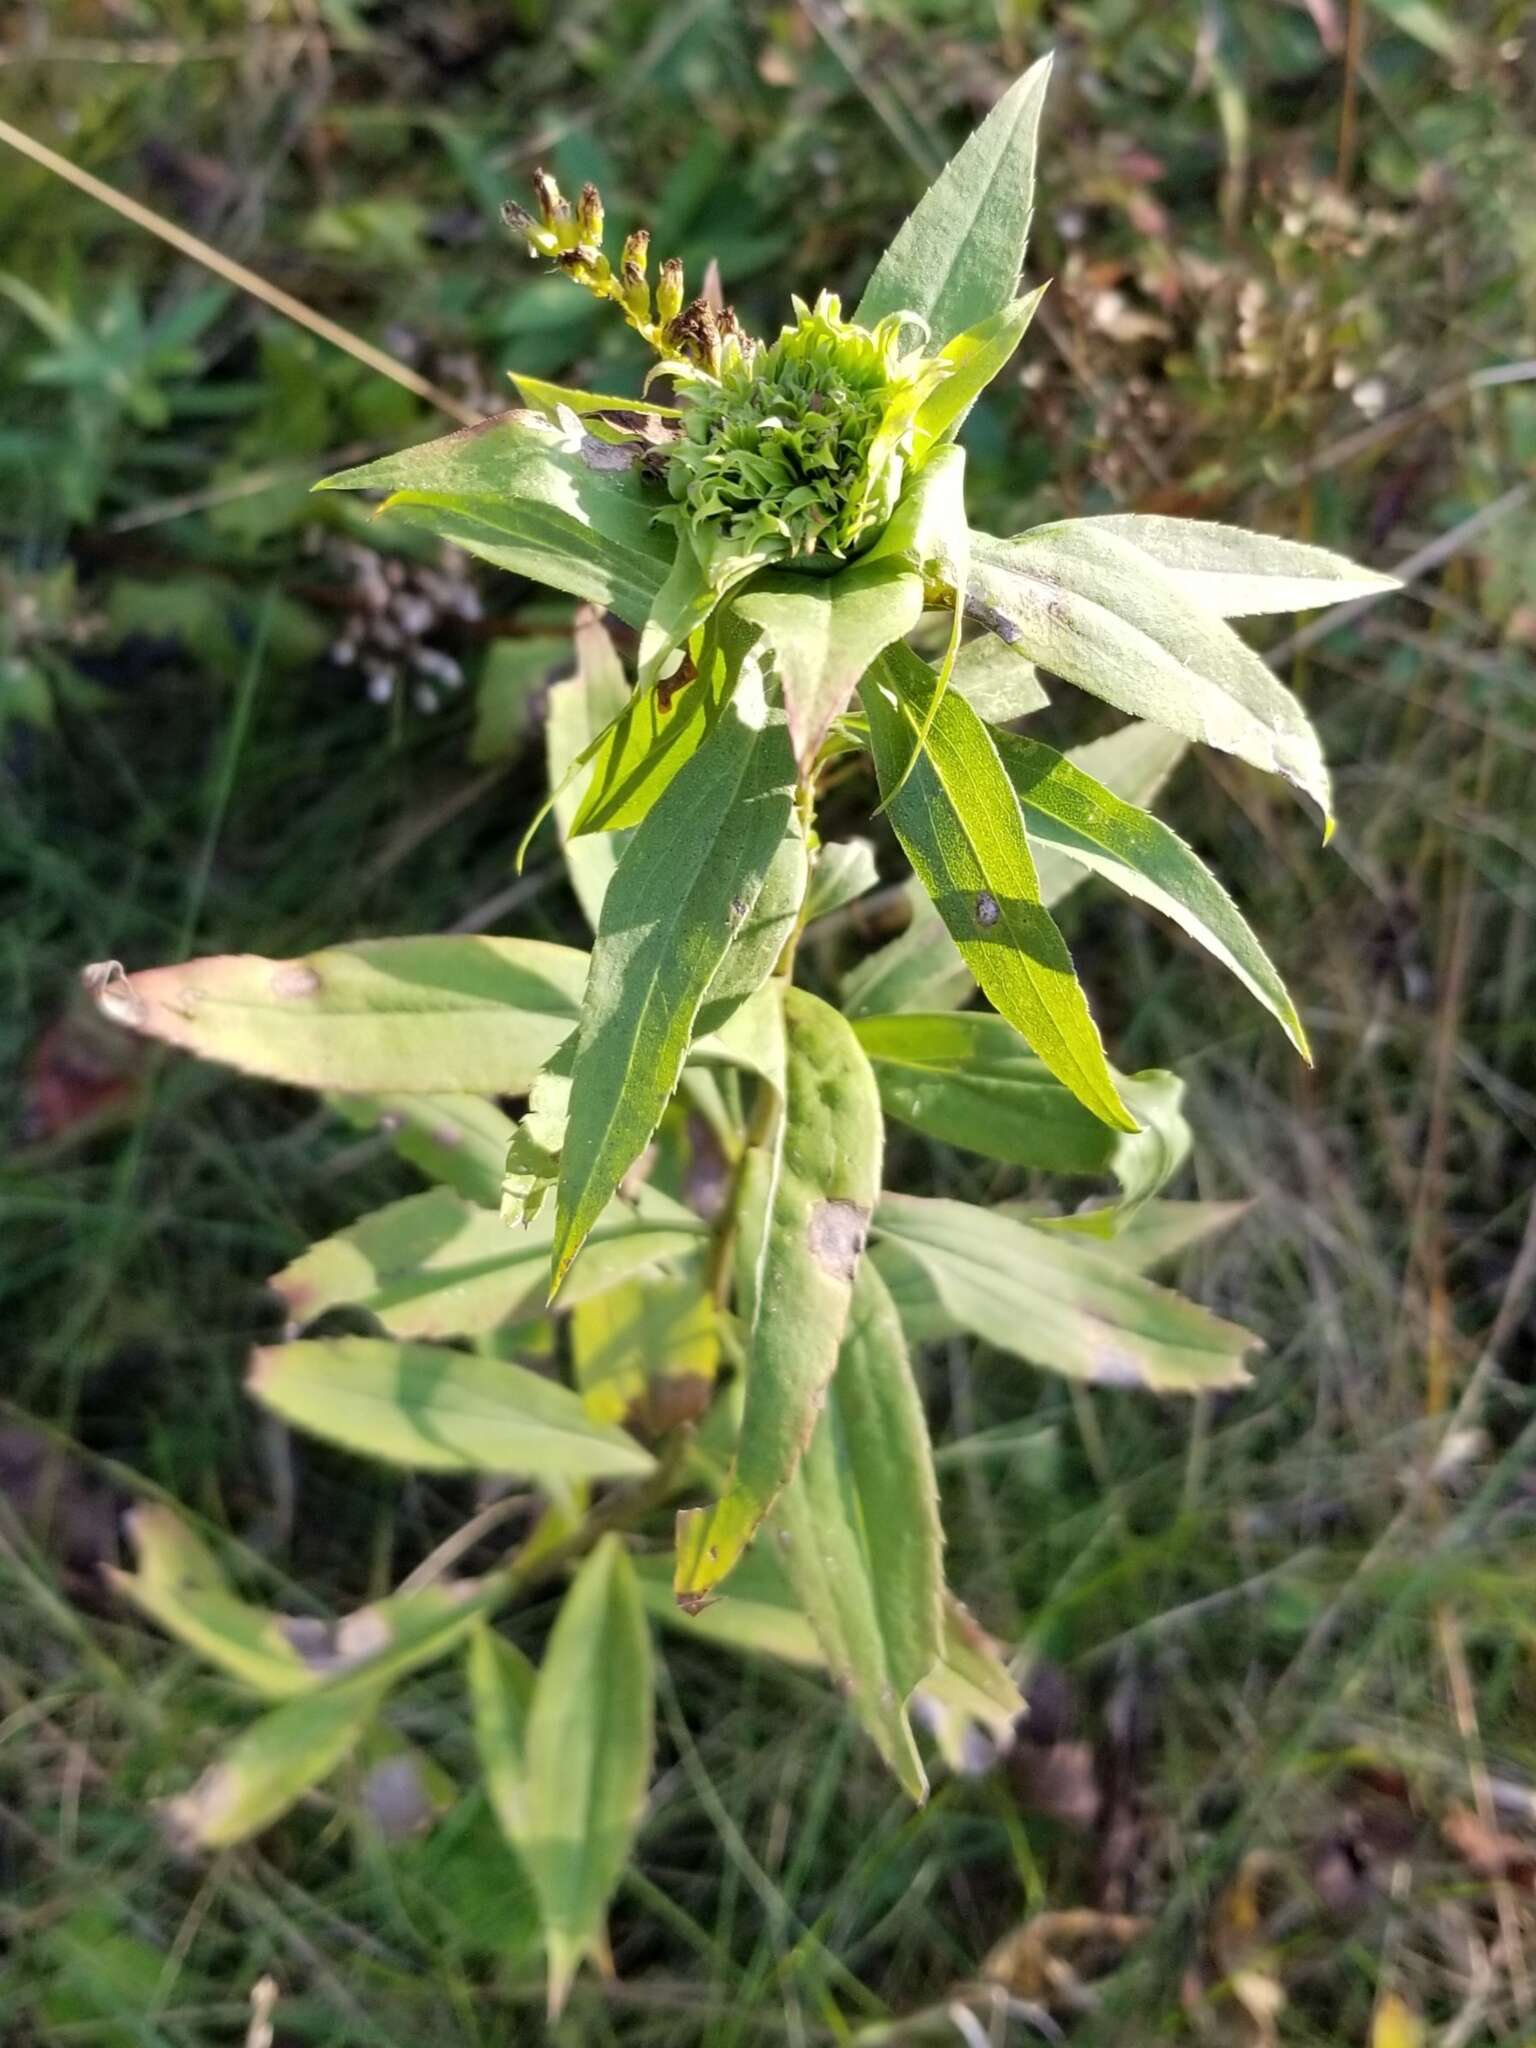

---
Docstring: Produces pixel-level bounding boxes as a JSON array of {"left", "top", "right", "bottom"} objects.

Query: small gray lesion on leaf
[
  {"left": 270, "top": 963, "right": 322, "bottom": 999},
  {"left": 1086, "top": 1343, "right": 1146, "bottom": 1389},
  {"left": 807, "top": 1198, "right": 870, "bottom": 1282},
  {"left": 277, "top": 1604, "right": 393, "bottom": 1676},
  {"left": 577, "top": 432, "right": 641, "bottom": 473},
  {"left": 974, "top": 891, "right": 1000, "bottom": 928},
  {"left": 964, "top": 595, "right": 1022, "bottom": 644}
]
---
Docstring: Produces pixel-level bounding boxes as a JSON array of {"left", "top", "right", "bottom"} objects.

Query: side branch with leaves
[{"left": 88, "top": 53, "right": 1394, "bottom": 2014}]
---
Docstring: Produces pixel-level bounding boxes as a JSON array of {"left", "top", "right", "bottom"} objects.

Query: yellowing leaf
[
  {"left": 517, "top": 1538, "right": 654, "bottom": 2014},
  {"left": 86, "top": 937, "right": 587, "bottom": 1096},
  {"left": 675, "top": 986, "right": 883, "bottom": 1603},
  {"left": 248, "top": 1336, "right": 656, "bottom": 1480}
]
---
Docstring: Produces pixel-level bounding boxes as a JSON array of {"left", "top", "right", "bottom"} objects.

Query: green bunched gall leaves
[{"left": 675, "top": 985, "right": 883, "bottom": 1608}]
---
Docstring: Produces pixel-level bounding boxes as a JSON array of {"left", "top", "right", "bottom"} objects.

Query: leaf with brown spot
[
  {"left": 675, "top": 984, "right": 883, "bottom": 1604},
  {"left": 84, "top": 936, "right": 588, "bottom": 1095}
]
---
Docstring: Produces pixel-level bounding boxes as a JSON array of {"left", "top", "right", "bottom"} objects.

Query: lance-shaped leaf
[
  {"left": 316, "top": 410, "right": 673, "bottom": 629},
  {"left": 511, "top": 372, "right": 680, "bottom": 425},
  {"left": 675, "top": 985, "right": 883, "bottom": 1605},
  {"left": 637, "top": 1555, "right": 1022, "bottom": 1769},
  {"left": 465, "top": 1622, "right": 537, "bottom": 1849},
  {"left": 269, "top": 1184, "right": 704, "bottom": 1338},
  {"left": 948, "top": 633, "right": 1048, "bottom": 724},
  {"left": 248, "top": 1336, "right": 656, "bottom": 1480},
  {"left": 860, "top": 643, "right": 1135, "bottom": 1133},
  {"left": 865, "top": 446, "right": 970, "bottom": 772},
  {"left": 856, "top": 53, "right": 1054, "bottom": 347},
  {"left": 106, "top": 1506, "right": 315, "bottom": 1699},
  {"left": 991, "top": 727, "right": 1309, "bottom": 1055},
  {"left": 636, "top": 528, "right": 718, "bottom": 689},
  {"left": 873, "top": 1194, "right": 1260, "bottom": 1391},
  {"left": 553, "top": 650, "right": 796, "bottom": 1289},
  {"left": 571, "top": 1253, "right": 720, "bottom": 1431},
  {"left": 732, "top": 557, "right": 925, "bottom": 773},
  {"left": 875, "top": 1195, "right": 1251, "bottom": 1349},
  {"left": 771, "top": 1259, "right": 943, "bottom": 1801},
  {"left": 1075, "top": 515, "right": 1399, "bottom": 618},
  {"left": 85, "top": 937, "right": 587, "bottom": 1096},
  {"left": 912, "top": 283, "right": 1047, "bottom": 459},
  {"left": 1022, "top": 720, "right": 1186, "bottom": 907},
  {"left": 853, "top": 1012, "right": 1188, "bottom": 1228},
  {"left": 162, "top": 1577, "right": 507, "bottom": 1848},
  {"left": 568, "top": 617, "right": 735, "bottom": 837},
  {"left": 164, "top": 1680, "right": 387, "bottom": 1851},
  {"left": 842, "top": 720, "right": 1181, "bottom": 1021},
  {"left": 841, "top": 880, "right": 974, "bottom": 1019},
  {"left": 695, "top": 812, "right": 807, "bottom": 1037},
  {"left": 331, "top": 1091, "right": 513, "bottom": 1208},
  {"left": 518, "top": 1537, "right": 654, "bottom": 2015},
  {"left": 804, "top": 837, "right": 879, "bottom": 925},
  {"left": 549, "top": 612, "right": 633, "bottom": 931},
  {"left": 968, "top": 525, "right": 1333, "bottom": 828}
]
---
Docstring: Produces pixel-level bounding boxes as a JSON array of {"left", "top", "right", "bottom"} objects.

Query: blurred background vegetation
[{"left": 3, "top": 2, "right": 1535, "bottom": 2042}]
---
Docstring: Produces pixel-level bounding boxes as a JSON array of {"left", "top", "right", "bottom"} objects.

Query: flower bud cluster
[{"left": 503, "top": 172, "right": 757, "bottom": 377}]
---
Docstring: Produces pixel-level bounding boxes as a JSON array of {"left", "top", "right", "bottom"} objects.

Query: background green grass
[{"left": 3, "top": 2, "right": 1535, "bottom": 2041}]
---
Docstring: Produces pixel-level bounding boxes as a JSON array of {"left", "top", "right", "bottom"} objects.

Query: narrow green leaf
[
  {"left": 873, "top": 1194, "right": 1261, "bottom": 1391},
  {"left": 688, "top": 975, "right": 789, "bottom": 1104},
  {"left": 511, "top": 372, "right": 680, "bottom": 422},
  {"left": 549, "top": 612, "right": 633, "bottom": 932},
  {"left": 855, "top": 53, "right": 1054, "bottom": 347},
  {"left": 948, "top": 633, "right": 1048, "bottom": 723},
  {"left": 911, "top": 284, "right": 1047, "bottom": 458},
  {"left": 330, "top": 1091, "right": 514, "bottom": 1208},
  {"left": 1077, "top": 515, "right": 1399, "bottom": 617},
  {"left": 772, "top": 1259, "right": 942, "bottom": 1801},
  {"left": 696, "top": 814, "right": 807, "bottom": 1037},
  {"left": 840, "top": 879, "right": 973, "bottom": 1019},
  {"left": 968, "top": 525, "right": 1334, "bottom": 828},
  {"left": 248, "top": 1336, "right": 656, "bottom": 1479},
  {"left": 1022, "top": 721, "right": 1186, "bottom": 908},
  {"left": 106, "top": 1506, "right": 315, "bottom": 1699},
  {"left": 803, "top": 837, "right": 879, "bottom": 925},
  {"left": 861, "top": 642, "right": 1135, "bottom": 1132},
  {"left": 164, "top": 1680, "right": 386, "bottom": 1850},
  {"left": 675, "top": 985, "right": 883, "bottom": 1604},
  {"left": 994, "top": 725, "right": 1308, "bottom": 1055},
  {"left": 553, "top": 651, "right": 796, "bottom": 1288},
  {"left": 316, "top": 411, "right": 672, "bottom": 629},
  {"left": 466, "top": 1622, "right": 537, "bottom": 1848},
  {"left": 87, "top": 937, "right": 587, "bottom": 1095},
  {"left": 567, "top": 625, "right": 732, "bottom": 836},
  {"left": 519, "top": 1537, "right": 654, "bottom": 2014},
  {"left": 874, "top": 1196, "right": 1251, "bottom": 1347},
  {"left": 841, "top": 721, "right": 1180, "bottom": 1022},
  {"left": 919, "top": 1594, "right": 1025, "bottom": 1769},
  {"left": 471, "top": 635, "right": 568, "bottom": 766},
  {"left": 265, "top": 1576, "right": 512, "bottom": 1700},
  {"left": 635, "top": 1548, "right": 821, "bottom": 1667},
  {"left": 268, "top": 1184, "right": 704, "bottom": 1338},
  {"left": 1096, "top": 1197, "right": 1251, "bottom": 1272},
  {"left": 852, "top": 1011, "right": 1189, "bottom": 1227},
  {"left": 571, "top": 1255, "right": 719, "bottom": 1429},
  {"left": 636, "top": 528, "right": 725, "bottom": 689},
  {"left": 732, "top": 557, "right": 924, "bottom": 772}
]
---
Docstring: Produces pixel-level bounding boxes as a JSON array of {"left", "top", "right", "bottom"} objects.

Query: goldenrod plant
[{"left": 90, "top": 56, "right": 1395, "bottom": 2013}]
